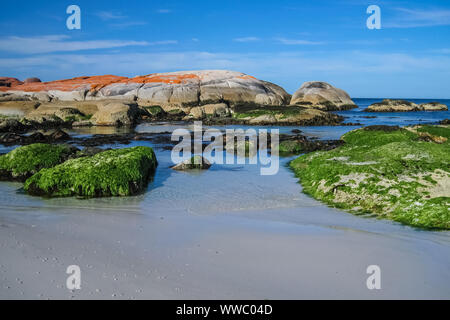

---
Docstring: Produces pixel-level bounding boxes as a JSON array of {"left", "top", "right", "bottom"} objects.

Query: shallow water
[{"left": 1, "top": 98, "right": 449, "bottom": 223}]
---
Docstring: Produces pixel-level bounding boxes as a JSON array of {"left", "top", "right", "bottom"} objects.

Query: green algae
[
  {"left": 24, "top": 146, "right": 158, "bottom": 198},
  {"left": 290, "top": 125, "right": 450, "bottom": 230},
  {"left": 0, "top": 143, "right": 77, "bottom": 182}
]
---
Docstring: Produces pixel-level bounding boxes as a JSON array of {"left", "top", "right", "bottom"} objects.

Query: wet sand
[{"left": 1, "top": 198, "right": 449, "bottom": 300}]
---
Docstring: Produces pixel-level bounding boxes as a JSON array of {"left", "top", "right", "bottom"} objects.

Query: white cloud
[
  {"left": 0, "top": 35, "right": 177, "bottom": 54},
  {"left": 233, "top": 37, "right": 260, "bottom": 43},
  {"left": 275, "top": 38, "right": 325, "bottom": 45},
  {"left": 385, "top": 8, "right": 450, "bottom": 28},
  {"left": 157, "top": 9, "right": 172, "bottom": 14},
  {"left": 96, "top": 11, "right": 127, "bottom": 20}
]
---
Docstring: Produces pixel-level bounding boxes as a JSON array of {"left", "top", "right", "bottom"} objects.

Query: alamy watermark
[
  {"left": 366, "top": 265, "right": 381, "bottom": 290},
  {"left": 66, "top": 5, "right": 81, "bottom": 30},
  {"left": 66, "top": 265, "right": 81, "bottom": 290},
  {"left": 171, "top": 122, "right": 280, "bottom": 175},
  {"left": 366, "top": 5, "right": 381, "bottom": 29}
]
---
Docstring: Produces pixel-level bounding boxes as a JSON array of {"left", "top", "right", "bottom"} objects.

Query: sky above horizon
[{"left": 0, "top": 0, "right": 450, "bottom": 98}]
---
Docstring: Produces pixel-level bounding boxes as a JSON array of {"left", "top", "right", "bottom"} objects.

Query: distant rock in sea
[
  {"left": 365, "top": 99, "right": 448, "bottom": 112},
  {"left": 290, "top": 81, "right": 357, "bottom": 111}
]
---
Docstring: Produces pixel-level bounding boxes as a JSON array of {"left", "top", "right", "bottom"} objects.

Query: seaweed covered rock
[
  {"left": 290, "top": 81, "right": 357, "bottom": 111},
  {"left": 278, "top": 135, "right": 344, "bottom": 156},
  {"left": 290, "top": 125, "right": 450, "bottom": 229},
  {"left": 24, "top": 146, "right": 158, "bottom": 197},
  {"left": 0, "top": 143, "right": 78, "bottom": 181}
]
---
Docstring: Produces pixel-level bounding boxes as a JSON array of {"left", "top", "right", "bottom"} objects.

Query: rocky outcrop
[
  {"left": 0, "top": 77, "right": 23, "bottom": 88},
  {"left": 90, "top": 102, "right": 142, "bottom": 126},
  {"left": 172, "top": 155, "right": 211, "bottom": 170},
  {"left": 0, "top": 71, "right": 291, "bottom": 107},
  {"left": 365, "top": 99, "right": 448, "bottom": 112},
  {"left": 418, "top": 102, "right": 448, "bottom": 111},
  {"left": 290, "top": 81, "right": 357, "bottom": 111},
  {"left": 186, "top": 103, "right": 231, "bottom": 119},
  {"left": 232, "top": 105, "right": 344, "bottom": 126}
]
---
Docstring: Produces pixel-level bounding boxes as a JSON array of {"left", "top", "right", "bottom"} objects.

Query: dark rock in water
[
  {"left": 47, "top": 129, "right": 70, "bottom": 141},
  {"left": 291, "top": 129, "right": 302, "bottom": 134},
  {"left": 172, "top": 155, "right": 211, "bottom": 170},
  {"left": 361, "top": 116, "right": 377, "bottom": 119},
  {"left": 278, "top": 134, "right": 344, "bottom": 155},
  {"left": 26, "top": 132, "right": 47, "bottom": 143},
  {"left": 440, "top": 119, "right": 450, "bottom": 125},
  {"left": 0, "top": 119, "right": 29, "bottom": 133},
  {"left": 0, "top": 129, "right": 71, "bottom": 145},
  {"left": 76, "top": 147, "right": 107, "bottom": 158},
  {"left": 0, "top": 133, "right": 23, "bottom": 144},
  {"left": 363, "top": 125, "right": 401, "bottom": 132}
]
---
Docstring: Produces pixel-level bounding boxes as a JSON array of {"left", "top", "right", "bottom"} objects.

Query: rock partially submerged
[
  {"left": 278, "top": 135, "right": 345, "bottom": 155},
  {"left": 231, "top": 105, "right": 344, "bottom": 125},
  {"left": 0, "top": 143, "right": 78, "bottom": 182},
  {"left": 290, "top": 81, "right": 357, "bottom": 111},
  {"left": 290, "top": 125, "right": 450, "bottom": 229},
  {"left": 172, "top": 155, "right": 211, "bottom": 170},
  {"left": 25, "top": 146, "right": 158, "bottom": 198},
  {"left": 365, "top": 99, "right": 448, "bottom": 112},
  {"left": 0, "top": 129, "right": 71, "bottom": 145}
]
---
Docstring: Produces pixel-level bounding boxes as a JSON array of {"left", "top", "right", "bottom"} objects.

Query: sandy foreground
[{"left": 0, "top": 200, "right": 449, "bottom": 300}]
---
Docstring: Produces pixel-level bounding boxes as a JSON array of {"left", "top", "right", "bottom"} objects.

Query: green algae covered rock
[
  {"left": 290, "top": 125, "right": 450, "bottom": 230},
  {"left": 0, "top": 143, "right": 77, "bottom": 182},
  {"left": 24, "top": 146, "right": 158, "bottom": 198}
]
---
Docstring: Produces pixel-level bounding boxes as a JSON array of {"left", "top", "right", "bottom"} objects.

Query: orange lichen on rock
[
  {"left": 236, "top": 75, "right": 257, "bottom": 80},
  {"left": 0, "top": 77, "right": 23, "bottom": 88},
  {"left": 125, "top": 73, "right": 200, "bottom": 85},
  {"left": 0, "top": 75, "right": 128, "bottom": 92}
]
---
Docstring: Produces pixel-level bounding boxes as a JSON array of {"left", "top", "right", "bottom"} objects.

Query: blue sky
[{"left": 0, "top": 0, "right": 450, "bottom": 98}]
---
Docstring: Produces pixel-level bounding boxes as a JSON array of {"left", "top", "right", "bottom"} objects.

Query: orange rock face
[
  {"left": 0, "top": 77, "right": 23, "bottom": 88},
  {"left": 0, "top": 74, "right": 203, "bottom": 92},
  {"left": 0, "top": 75, "right": 128, "bottom": 93}
]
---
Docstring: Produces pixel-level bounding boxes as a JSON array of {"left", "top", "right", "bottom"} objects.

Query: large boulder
[
  {"left": 0, "top": 71, "right": 291, "bottom": 107},
  {"left": 290, "top": 81, "right": 357, "bottom": 111},
  {"left": 90, "top": 102, "right": 141, "bottom": 126},
  {"left": 24, "top": 77, "right": 42, "bottom": 84}
]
